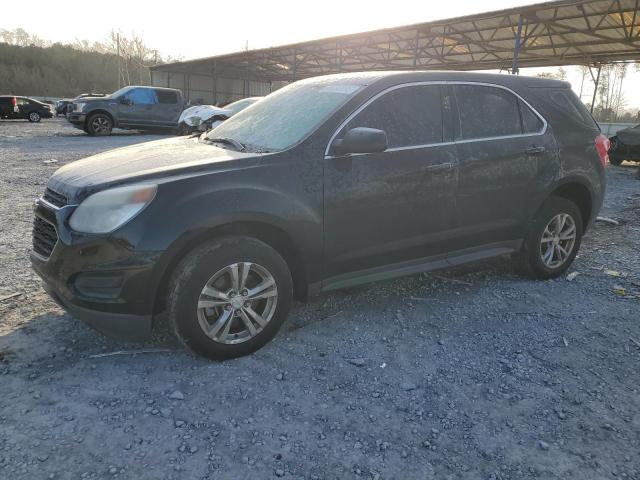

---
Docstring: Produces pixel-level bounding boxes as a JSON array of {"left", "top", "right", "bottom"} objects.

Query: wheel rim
[
  {"left": 91, "top": 116, "right": 110, "bottom": 133},
  {"left": 197, "top": 262, "right": 278, "bottom": 345},
  {"left": 29, "top": 112, "right": 39, "bottom": 121},
  {"left": 539, "top": 213, "right": 577, "bottom": 269}
]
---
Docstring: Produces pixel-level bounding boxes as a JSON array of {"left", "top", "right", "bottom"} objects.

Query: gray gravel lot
[{"left": 1, "top": 117, "right": 639, "bottom": 480}]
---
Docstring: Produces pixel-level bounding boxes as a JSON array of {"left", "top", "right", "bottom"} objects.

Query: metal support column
[
  {"left": 590, "top": 64, "right": 601, "bottom": 114},
  {"left": 413, "top": 29, "right": 419, "bottom": 68},
  {"left": 292, "top": 49, "right": 297, "bottom": 81},
  {"left": 212, "top": 60, "right": 218, "bottom": 105},
  {"left": 511, "top": 15, "right": 523, "bottom": 75}
]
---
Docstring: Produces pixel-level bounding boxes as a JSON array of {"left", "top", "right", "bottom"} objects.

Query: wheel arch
[
  {"left": 545, "top": 180, "right": 593, "bottom": 228},
  {"left": 152, "top": 221, "right": 309, "bottom": 315},
  {"left": 84, "top": 109, "right": 117, "bottom": 129}
]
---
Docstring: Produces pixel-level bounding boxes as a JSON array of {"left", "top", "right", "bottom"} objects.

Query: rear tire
[
  {"left": 28, "top": 112, "right": 41, "bottom": 123},
  {"left": 514, "top": 196, "right": 583, "bottom": 279},
  {"left": 86, "top": 113, "right": 113, "bottom": 136},
  {"left": 167, "top": 236, "right": 293, "bottom": 360}
]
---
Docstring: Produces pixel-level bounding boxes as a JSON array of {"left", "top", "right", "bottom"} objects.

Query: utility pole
[{"left": 117, "top": 33, "right": 121, "bottom": 88}]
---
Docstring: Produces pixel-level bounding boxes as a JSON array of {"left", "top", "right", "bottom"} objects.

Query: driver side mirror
[
  {"left": 120, "top": 97, "right": 133, "bottom": 106},
  {"left": 332, "top": 127, "right": 388, "bottom": 156}
]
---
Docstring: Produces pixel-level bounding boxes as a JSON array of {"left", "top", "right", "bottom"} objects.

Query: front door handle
[
  {"left": 425, "top": 162, "right": 455, "bottom": 172},
  {"left": 524, "top": 146, "right": 546, "bottom": 155}
]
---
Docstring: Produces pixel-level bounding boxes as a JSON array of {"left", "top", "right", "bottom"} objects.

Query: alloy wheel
[
  {"left": 91, "top": 116, "right": 111, "bottom": 134},
  {"left": 29, "top": 112, "right": 40, "bottom": 122},
  {"left": 197, "top": 262, "right": 278, "bottom": 344},
  {"left": 539, "top": 213, "right": 577, "bottom": 269}
]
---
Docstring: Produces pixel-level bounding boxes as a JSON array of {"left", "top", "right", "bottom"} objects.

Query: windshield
[
  {"left": 109, "top": 86, "right": 133, "bottom": 98},
  {"left": 207, "top": 79, "right": 364, "bottom": 152}
]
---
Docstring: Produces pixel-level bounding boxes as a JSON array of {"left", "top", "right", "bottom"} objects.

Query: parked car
[
  {"left": 55, "top": 99, "right": 72, "bottom": 116},
  {"left": 0, "top": 96, "right": 53, "bottom": 122},
  {"left": 178, "top": 97, "right": 262, "bottom": 134},
  {"left": 32, "top": 71, "right": 607, "bottom": 360},
  {"left": 66, "top": 86, "right": 185, "bottom": 135},
  {"left": 608, "top": 124, "right": 640, "bottom": 165}
]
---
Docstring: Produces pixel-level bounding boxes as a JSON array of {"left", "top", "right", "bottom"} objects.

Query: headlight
[
  {"left": 75, "top": 102, "right": 86, "bottom": 112},
  {"left": 69, "top": 184, "right": 157, "bottom": 234}
]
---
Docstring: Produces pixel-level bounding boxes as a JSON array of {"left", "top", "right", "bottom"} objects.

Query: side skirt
[{"left": 320, "top": 240, "right": 522, "bottom": 293}]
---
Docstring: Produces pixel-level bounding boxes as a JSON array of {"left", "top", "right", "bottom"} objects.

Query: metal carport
[{"left": 150, "top": 0, "right": 640, "bottom": 104}]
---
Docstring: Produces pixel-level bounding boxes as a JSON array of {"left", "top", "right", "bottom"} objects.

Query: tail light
[
  {"left": 10, "top": 96, "right": 16, "bottom": 107},
  {"left": 595, "top": 133, "right": 610, "bottom": 166}
]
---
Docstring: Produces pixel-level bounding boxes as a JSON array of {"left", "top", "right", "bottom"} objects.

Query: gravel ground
[{"left": 1, "top": 117, "right": 639, "bottom": 480}]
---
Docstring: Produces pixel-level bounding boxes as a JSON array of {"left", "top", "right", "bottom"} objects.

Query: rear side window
[
  {"left": 342, "top": 84, "right": 443, "bottom": 148},
  {"left": 454, "top": 85, "right": 521, "bottom": 139},
  {"left": 156, "top": 90, "right": 178, "bottom": 104},
  {"left": 519, "top": 99, "right": 544, "bottom": 133}
]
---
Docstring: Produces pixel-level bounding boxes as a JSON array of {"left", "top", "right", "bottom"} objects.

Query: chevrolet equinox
[{"left": 31, "top": 71, "right": 608, "bottom": 359}]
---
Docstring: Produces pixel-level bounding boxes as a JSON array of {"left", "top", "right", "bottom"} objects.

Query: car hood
[{"left": 48, "top": 136, "right": 260, "bottom": 202}]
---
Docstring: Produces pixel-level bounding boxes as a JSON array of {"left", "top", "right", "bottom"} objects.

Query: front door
[
  {"left": 323, "top": 83, "right": 458, "bottom": 285},
  {"left": 118, "top": 88, "right": 158, "bottom": 127}
]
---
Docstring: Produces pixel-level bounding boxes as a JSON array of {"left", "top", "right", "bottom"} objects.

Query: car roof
[{"left": 299, "top": 70, "right": 570, "bottom": 90}]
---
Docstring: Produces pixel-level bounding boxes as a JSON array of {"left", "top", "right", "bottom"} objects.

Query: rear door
[
  {"left": 118, "top": 88, "right": 158, "bottom": 126},
  {"left": 323, "top": 83, "right": 458, "bottom": 283},
  {"left": 450, "top": 83, "right": 557, "bottom": 252},
  {"left": 154, "top": 89, "right": 181, "bottom": 126}
]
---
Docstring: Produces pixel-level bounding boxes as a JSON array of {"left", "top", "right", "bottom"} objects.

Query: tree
[
  {"left": 593, "top": 64, "right": 628, "bottom": 122},
  {"left": 0, "top": 28, "right": 173, "bottom": 98}
]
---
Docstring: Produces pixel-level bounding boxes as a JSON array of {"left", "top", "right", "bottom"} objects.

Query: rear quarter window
[{"left": 531, "top": 88, "right": 598, "bottom": 132}]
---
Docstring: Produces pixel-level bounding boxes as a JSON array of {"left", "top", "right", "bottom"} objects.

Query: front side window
[
  {"left": 124, "top": 88, "right": 157, "bottom": 105},
  {"left": 339, "top": 84, "right": 444, "bottom": 149},
  {"left": 454, "top": 85, "right": 522, "bottom": 140}
]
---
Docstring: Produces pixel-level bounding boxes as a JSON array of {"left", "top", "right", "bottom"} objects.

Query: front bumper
[
  {"left": 30, "top": 199, "right": 159, "bottom": 341},
  {"left": 66, "top": 113, "right": 86, "bottom": 126}
]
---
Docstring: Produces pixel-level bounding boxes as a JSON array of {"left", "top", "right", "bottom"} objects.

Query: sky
[{"left": 3, "top": 0, "right": 639, "bottom": 109}]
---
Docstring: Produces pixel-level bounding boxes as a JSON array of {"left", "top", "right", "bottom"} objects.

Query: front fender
[{"left": 130, "top": 171, "right": 323, "bottom": 299}]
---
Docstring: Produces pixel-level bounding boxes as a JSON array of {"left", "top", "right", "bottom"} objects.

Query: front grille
[
  {"left": 32, "top": 217, "right": 58, "bottom": 259},
  {"left": 42, "top": 188, "right": 67, "bottom": 208}
]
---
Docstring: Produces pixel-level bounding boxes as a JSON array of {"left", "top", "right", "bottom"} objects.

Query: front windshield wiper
[{"left": 204, "top": 136, "right": 246, "bottom": 152}]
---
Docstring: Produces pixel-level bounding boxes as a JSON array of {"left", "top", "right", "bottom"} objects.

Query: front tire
[
  {"left": 167, "top": 236, "right": 293, "bottom": 360},
  {"left": 86, "top": 113, "right": 113, "bottom": 136},
  {"left": 28, "top": 112, "right": 41, "bottom": 123},
  {"left": 515, "top": 196, "right": 583, "bottom": 279}
]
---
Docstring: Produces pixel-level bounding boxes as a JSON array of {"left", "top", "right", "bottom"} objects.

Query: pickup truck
[{"left": 66, "top": 86, "right": 185, "bottom": 136}]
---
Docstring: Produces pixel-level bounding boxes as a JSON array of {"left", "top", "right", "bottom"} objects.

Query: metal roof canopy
[{"left": 151, "top": 0, "right": 640, "bottom": 82}]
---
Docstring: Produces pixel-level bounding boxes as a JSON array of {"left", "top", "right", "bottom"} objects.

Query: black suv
[
  {"left": 0, "top": 96, "right": 53, "bottom": 122},
  {"left": 32, "top": 72, "right": 607, "bottom": 359}
]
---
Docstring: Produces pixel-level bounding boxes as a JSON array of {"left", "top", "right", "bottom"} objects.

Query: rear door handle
[{"left": 524, "top": 146, "right": 546, "bottom": 155}]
